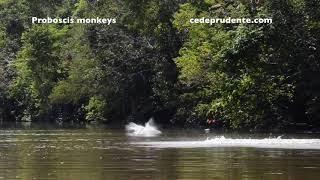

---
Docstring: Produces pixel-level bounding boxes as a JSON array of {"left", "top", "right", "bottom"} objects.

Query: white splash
[
  {"left": 133, "top": 136, "right": 320, "bottom": 149},
  {"left": 126, "top": 118, "right": 161, "bottom": 137}
]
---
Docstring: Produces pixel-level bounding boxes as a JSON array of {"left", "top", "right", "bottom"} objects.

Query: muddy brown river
[{"left": 0, "top": 128, "right": 320, "bottom": 180}]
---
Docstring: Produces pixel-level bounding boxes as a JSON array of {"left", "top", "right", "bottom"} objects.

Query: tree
[
  {"left": 173, "top": 0, "right": 320, "bottom": 131},
  {"left": 11, "top": 25, "right": 65, "bottom": 121}
]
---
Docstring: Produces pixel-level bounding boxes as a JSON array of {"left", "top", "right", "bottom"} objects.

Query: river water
[{"left": 0, "top": 128, "right": 320, "bottom": 180}]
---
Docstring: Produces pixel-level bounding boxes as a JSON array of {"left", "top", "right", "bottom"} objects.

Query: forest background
[{"left": 0, "top": 0, "right": 319, "bottom": 132}]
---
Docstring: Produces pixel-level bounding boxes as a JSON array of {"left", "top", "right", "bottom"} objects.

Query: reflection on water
[{"left": 0, "top": 129, "right": 320, "bottom": 180}]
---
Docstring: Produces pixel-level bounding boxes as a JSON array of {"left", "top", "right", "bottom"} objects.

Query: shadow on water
[{"left": 0, "top": 121, "right": 91, "bottom": 130}]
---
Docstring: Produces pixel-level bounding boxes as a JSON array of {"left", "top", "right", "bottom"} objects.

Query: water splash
[
  {"left": 133, "top": 136, "right": 320, "bottom": 149},
  {"left": 126, "top": 118, "right": 161, "bottom": 137}
]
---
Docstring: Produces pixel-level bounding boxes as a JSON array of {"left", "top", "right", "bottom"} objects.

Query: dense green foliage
[
  {"left": 174, "top": 0, "right": 320, "bottom": 131},
  {"left": 0, "top": 0, "right": 319, "bottom": 131}
]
